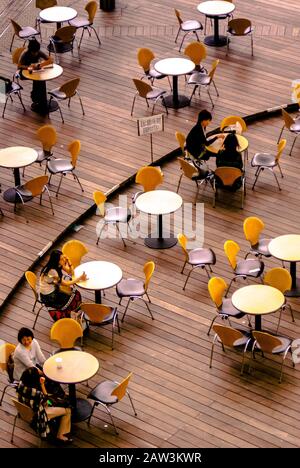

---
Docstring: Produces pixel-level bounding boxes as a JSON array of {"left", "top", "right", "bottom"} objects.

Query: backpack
[{"left": 6, "top": 352, "right": 15, "bottom": 382}]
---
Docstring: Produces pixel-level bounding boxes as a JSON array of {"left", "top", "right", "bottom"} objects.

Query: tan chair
[
  {"left": 209, "top": 324, "right": 251, "bottom": 374},
  {"left": 131, "top": 78, "right": 168, "bottom": 116},
  {"left": 50, "top": 318, "right": 83, "bottom": 351},
  {"left": 251, "top": 331, "right": 294, "bottom": 383},
  {"left": 10, "top": 175, "right": 54, "bottom": 215},
  {"left": 48, "top": 25, "right": 80, "bottom": 64},
  {"left": 132, "top": 166, "right": 163, "bottom": 211},
  {"left": 174, "top": 9, "right": 203, "bottom": 52},
  {"left": 188, "top": 59, "right": 220, "bottom": 108},
  {"left": 62, "top": 240, "right": 88, "bottom": 268},
  {"left": 227, "top": 18, "right": 254, "bottom": 56},
  {"left": 251, "top": 139, "right": 286, "bottom": 191},
  {"left": 87, "top": 372, "right": 137, "bottom": 434},
  {"left": 137, "top": 48, "right": 171, "bottom": 88},
  {"left": 264, "top": 268, "right": 295, "bottom": 333},
  {"left": 69, "top": 1, "right": 101, "bottom": 48},
  {"left": 243, "top": 216, "right": 272, "bottom": 260},
  {"left": 80, "top": 303, "right": 120, "bottom": 350},
  {"left": 184, "top": 42, "right": 207, "bottom": 76},
  {"left": 10, "top": 19, "right": 40, "bottom": 51},
  {"left": 23, "top": 125, "right": 57, "bottom": 177},
  {"left": 176, "top": 157, "right": 211, "bottom": 204},
  {"left": 175, "top": 131, "right": 188, "bottom": 158},
  {"left": 25, "top": 271, "right": 48, "bottom": 329},
  {"left": 277, "top": 109, "right": 300, "bottom": 156},
  {"left": 11, "top": 47, "right": 26, "bottom": 82},
  {"left": 0, "top": 343, "right": 17, "bottom": 406},
  {"left": 48, "top": 78, "right": 85, "bottom": 123},
  {"left": 220, "top": 115, "right": 247, "bottom": 134},
  {"left": 35, "top": 0, "right": 58, "bottom": 38},
  {"left": 212, "top": 167, "right": 245, "bottom": 209},
  {"left": 11, "top": 398, "right": 46, "bottom": 445}
]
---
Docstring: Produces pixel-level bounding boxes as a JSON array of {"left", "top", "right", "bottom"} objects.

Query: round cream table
[
  {"left": 197, "top": 1, "right": 235, "bottom": 47},
  {"left": 135, "top": 190, "right": 183, "bottom": 249},
  {"left": 23, "top": 64, "right": 63, "bottom": 114},
  {"left": 39, "top": 6, "right": 77, "bottom": 29},
  {"left": 206, "top": 133, "right": 249, "bottom": 164},
  {"left": 269, "top": 235, "right": 300, "bottom": 297}
]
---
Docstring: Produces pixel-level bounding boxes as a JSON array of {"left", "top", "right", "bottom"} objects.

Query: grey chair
[
  {"left": 277, "top": 108, "right": 300, "bottom": 156},
  {"left": 80, "top": 303, "right": 120, "bottom": 350},
  {"left": 69, "top": 1, "right": 101, "bottom": 48},
  {"left": 10, "top": 19, "right": 40, "bottom": 51},
  {"left": 251, "top": 139, "right": 286, "bottom": 191},
  {"left": 131, "top": 78, "right": 168, "bottom": 116},
  {"left": 47, "top": 26, "right": 80, "bottom": 64},
  {"left": 0, "top": 77, "right": 25, "bottom": 118},
  {"left": 226, "top": 18, "right": 254, "bottom": 56},
  {"left": 48, "top": 78, "right": 85, "bottom": 124},
  {"left": 188, "top": 59, "right": 219, "bottom": 108},
  {"left": 174, "top": 9, "right": 203, "bottom": 52}
]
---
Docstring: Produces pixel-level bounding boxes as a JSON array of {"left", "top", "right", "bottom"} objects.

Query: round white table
[
  {"left": 23, "top": 64, "right": 63, "bottom": 115},
  {"left": 39, "top": 6, "right": 77, "bottom": 29},
  {"left": 154, "top": 58, "right": 195, "bottom": 109},
  {"left": 75, "top": 261, "right": 122, "bottom": 303},
  {"left": 269, "top": 235, "right": 300, "bottom": 297},
  {"left": 43, "top": 351, "right": 99, "bottom": 422},
  {"left": 136, "top": 190, "right": 183, "bottom": 249},
  {"left": 197, "top": 1, "right": 235, "bottom": 47}
]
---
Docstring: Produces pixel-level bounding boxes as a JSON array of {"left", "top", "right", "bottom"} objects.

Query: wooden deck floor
[{"left": 1, "top": 0, "right": 300, "bottom": 449}]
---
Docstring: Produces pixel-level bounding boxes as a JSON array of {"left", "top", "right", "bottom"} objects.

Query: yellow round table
[
  {"left": 269, "top": 234, "right": 300, "bottom": 297},
  {"left": 231, "top": 284, "right": 284, "bottom": 330}
]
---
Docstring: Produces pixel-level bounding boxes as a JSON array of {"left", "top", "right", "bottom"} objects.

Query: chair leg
[
  {"left": 181, "top": 260, "right": 187, "bottom": 274},
  {"left": 72, "top": 171, "right": 84, "bottom": 193},
  {"left": 11, "top": 414, "right": 18, "bottom": 443},
  {"left": 189, "top": 85, "right": 198, "bottom": 103},
  {"left": 271, "top": 168, "right": 281, "bottom": 191},
  {"left": 161, "top": 96, "right": 169, "bottom": 115},
  {"left": 143, "top": 299, "right": 154, "bottom": 320},
  {"left": 251, "top": 167, "right": 262, "bottom": 190},
  {"left": 17, "top": 92, "right": 26, "bottom": 112},
  {"left": 116, "top": 223, "right": 126, "bottom": 247},
  {"left": 91, "top": 26, "right": 101, "bottom": 45},
  {"left": 0, "top": 384, "right": 13, "bottom": 406},
  {"left": 276, "top": 309, "right": 282, "bottom": 334},
  {"left": 212, "top": 80, "right": 219, "bottom": 97},
  {"left": 145, "top": 292, "right": 151, "bottom": 303},
  {"left": 127, "top": 391, "right": 137, "bottom": 416},
  {"left": 277, "top": 162, "right": 284, "bottom": 178},
  {"left": 209, "top": 341, "right": 215, "bottom": 368},
  {"left": 251, "top": 33, "right": 254, "bottom": 56},
  {"left": 56, "top": 173, "right": 64, "bottom": 197},
  {"left": 76, "top": 91, "right": 85, "bottom": 116},
  {"left": 87, "top": 402, "right": 96, "bottom": 425},
  {"left": 78, "top": 28, "right": 85, "bottom": 48},
  {"left": 176, "top": 174, "right": 183, "bottom": 193},
  {"left": 9, "top": 34, "right": 15, "bottom": 52},
  {"left": 2, "top": 96, "right": 9, "bottom": 118},
  {"left": 207, "top": 88, "right": 214, "bottom": 108},
  {"left": 121, "top": 298, "right": 131, "bottom": 322},
  {"left": 105, "top": 405, "right": 118, "bottom": 435},
  {"left": 96, "top": 222, "right": 106, "bottom": 245},
  {"left": 179, "top": 32, "right": 188, "bottom": 52},
  {"left": 175, "top": 27, "right": 181, "bottom": 43},
  {"left": 207, "top": 315, "right": 218, "bottom": 336},
  {"left": 33, "top": 304, "right": 44, "bottom": 329},
  {"left": 183, "top": 268, "right": 193, "bottom": 290},
  {"left": 277, "top": 126, "right": 284, "bottom": 144},
  {"left": 130, "top": 94, "right": 137, "bottom": 116},
  {"left": 56, "top": 101, "right": 64, "bottom": 124},
  {"left": 289, "top": 135, "right": 298, "bottom": 156}
]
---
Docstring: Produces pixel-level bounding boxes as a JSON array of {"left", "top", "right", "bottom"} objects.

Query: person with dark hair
[
  {"left": 17, "top": 367, "right": 72, "bottom": 443},
  {"left": 216, "top": 132, "right": 243, "bottom": 170},
  {"left": 40, "top": 249, "right": 86, "bottom": 321},
  {"left": 13, "top": 327, "right": 46, "bottom": 381},
  {"left": 186, "top": 109, "right": 224, "bottom": 162}
]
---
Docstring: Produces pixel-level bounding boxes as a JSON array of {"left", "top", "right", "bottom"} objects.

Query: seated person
[
  {"left": 216, "top": 133, "right": 243, "bottom": 170},
  {"left": 17, "top": 367, "right": 72, "bottom": 444}
]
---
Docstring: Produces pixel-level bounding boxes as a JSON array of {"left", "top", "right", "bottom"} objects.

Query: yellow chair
[
  {"left": 207, "top": 276, "right": 248, "bottom": 335},
  {"left": 131, "top": 78, "right": 168, "bottom": 116},
  {"left": 188, "top": 59, "right": 220, "bottom": 108},
  {"left": 210, "top": 324, "right": 251, "bottom": 373},
  {"left": 251, "top": 331, "right": 294, "bottom": 383},
  {"left": 137, "top": 48, "right": 171, "bottom": 88},
  {"left": 12, "top": 175, "right": 54, "bottom": 216},
  {"left": 184, "top": 41, "right": 207, "bottom": 74},
  {"left": 132, "top": 166, "right": 163, "bottom": 213},
  {"left": 69, "top": 1, "right": 101, "bottom": 48},
  {"left": 213, "top": 167, "right": 245, "bottom": 208},
  {"left": 175, "top": 131, "right": 187, "bottom": 158},
  {"left": 88, "top": 372, "right": 137, "bottom": 434},
  {"left": 264, "top": 268, "right": 295, "bottom": 332},
  {"left": 178, "top": 233, "right": 216, "bottom": 290},
  {"left": 174, "top": 9, "right": 203, "bottom": 52},
  {"left": 50, "top": 318, "right": 83, "bottom": 351},
  {"left": 10, "top": 19, "right": 40, "bottom": 52},
  {"left": 277, "top": 109, "right": 300, "bottom": 156},
  {"left": 0, "top": 343, "right": 17, "bottom": 406},
  {"left": 251, "top": 139, "right": 286, "bottom": 191},
  {"left": 12, "top": 47, "right": 26, "bottom": 81},
  {"left": 62, "top": 240, "right": 88, "bottom": 268},
  {"left": 226, "top": 18, "right": 254, "bottom": 56},
  {"left": 243, "top": 216, "right": 272, "bottom": 259},
  {"left": 23, "top": 125, "right": 57, "bottom": 177},
  {"left": 220, "top": 115, "right": 247, "bottom": 133},
  {"left": 48, "top": 78, "right": 85, "bottom": 123},
  {"left": 93, "top": 190, "right": 131, "bottom": 247},
  {"left": 224, "top": 240, "right": 264, "bottom": 295},
  {"left": 47, "top": 140, "right": 84, "bottom": 197},
  {"left": 116, "top": 261, "right": 155, "bottom": 322},
  {"left": 25, "top": 271, "right": 48, "bottom": 329},
  {"left": 80, "top": 303, "right": 120, "bottom": 350},
  {"left": 176, "top": 157, "right": 210, "bottom": 204}
]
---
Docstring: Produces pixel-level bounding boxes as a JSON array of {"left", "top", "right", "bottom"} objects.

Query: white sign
[{"left": 137, "top": 114, "right": 164, "bottom": 136}]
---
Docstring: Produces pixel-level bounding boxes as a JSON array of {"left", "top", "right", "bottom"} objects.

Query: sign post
[{"left": 137, "top": 114, "right": 164, "bottom": 163}]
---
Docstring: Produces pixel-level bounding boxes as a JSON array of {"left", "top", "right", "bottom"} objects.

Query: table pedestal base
[
  {"left": 204, "top": 35, "right": 227, "bottom": 47},
  {"left": 31, "top": 99, "right": 58, "bottom": 115},
  {"left": 144, "top": 234, "right": 177, "bottom": 249},
  {"left": 72, "top": 398, "right": 93, "bottom": 423},
  {"left": 164, "top": 94, "right": 190, "bottom": 109}
]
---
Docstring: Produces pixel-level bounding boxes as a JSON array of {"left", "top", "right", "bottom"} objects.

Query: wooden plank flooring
[{"left": 1, "top": 0, "right": 300, "bottom": 448}]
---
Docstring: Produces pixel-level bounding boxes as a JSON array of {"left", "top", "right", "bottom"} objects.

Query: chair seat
[
  {"left": 148, "top": 68, "right": 166, "bottom": 79},
  {"left": 146, "top": 88, "right": 166, "bottom": 99},
  {"left": 251, "top": 153, "right": 276, "bottom": 167},
  {"left": 182, "top": 20, "right": 202, "bottom": 31},
  {"left": 116, "top": 278, "right": 145, "bottom": 297},
  {"left": 69, "top": 17, "right": 90, "bottom": 28},
  {"left": 216, "top": 328, "right": 250, "bottom": 347},
  {"left": 188, "top": 72, "right": 210, "bottom": 86},
  {"left": 220, "top": 298, "right": 245, "bottom": 318},
  {"left": 228, "top": 26, "right": 252, "bottom": 35},
  {"left": 84, "top": 307, "right": 117, "bottom": 325},
  {"left": 19, "top": 27, "right": 39, "bottom": 38},
  {"left": 9, "top": 81, "right": 22, "bottom": 93},
  {"left": 251, "top": 238, "right": 271, "bottom": 257},
  {"left": 105, "top": 207, "right": 131, "bottom": 223},
  {"left": 192, "top": 168, "right": 210, "bottom": 181},
  {"left": 47, "top": 158, "right": 73, "bottom": 174},
  {"left": 35, "top": 149, "right": 52, "bottom": 163},
  {"left": 88, "top": 380, "right": 118, "bottom": 404},
  {"left": 48, "top": 41, "right": 73, "bottom": 54},
  {"left": 290, "top": 120, "right": 300, "bottom": 132},
  {"left": 235, "top": 258, "right": 264, "bottom": 277},
  {"left": 255, "top": 336, "right": 292, "bottom": 354},
  {"left": 188, "top": 247, "right": 216, "bottom": 266},
  {"left": 48, "top": 87, "right": 67, "bottom": 100}
]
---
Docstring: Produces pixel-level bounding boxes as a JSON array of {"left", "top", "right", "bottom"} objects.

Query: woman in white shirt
[{"left": 13, "top": 327, "right": 46, "bottom": 381}]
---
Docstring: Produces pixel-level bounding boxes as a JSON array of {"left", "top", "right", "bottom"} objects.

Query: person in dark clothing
[
  {"left": 186, "top": 109, "right": 224, "bottom": 162},
  {"left": 216, "top": 133, "right": 243, "bottom": 170}
]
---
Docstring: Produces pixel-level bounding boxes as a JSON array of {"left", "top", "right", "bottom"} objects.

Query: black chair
[
  {"left": 0, "top": 76, "right": 25, "bottom": 118},
  {"left": 48, "top": 26, "right": 80, "bottom": 64}
]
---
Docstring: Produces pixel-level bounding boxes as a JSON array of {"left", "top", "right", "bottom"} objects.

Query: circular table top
[
  {"left": 136, "top": 190, "right": 183, "bottom": 215},
  {"left": 39, "top": 6, "right": 77, "bottom": 23},
  {"left": 231, "top": 285, "right": 285, "bottom": 315},
  {"left": 75, "top": 261, "right": 122, "bottom": 291},
  {"left": 197, "top": 1, "right": 235, "bottom": 16},
  {"left": 269, "top": 235, "right": 300, "bottom": 262},
  {"left": 206, "top": 134, "right": 248, "bottom": 153},
  {"left": 154, "top": 58, "right": 195, "bottom": 77},
  {"left": 43, "top": 350, "right": 99, "bottom": 385},
  {"left": 23, "top": 64, "right": 63, "bottom": 82},
  {"left": 0, "top": 147, "right": 38, "bottom": 169}
]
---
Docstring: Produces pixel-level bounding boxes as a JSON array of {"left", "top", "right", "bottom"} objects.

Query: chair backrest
[
  {"left": 228, "top": 18, "right": 252, "bottom": 35},
  {"left": 93, "top": 190, "right": 106, "bottom": 216},
  {"left": 214, "top": 167, "right": 243, "bottom": 187},
  {"left": 175, "top": 131, "right": 186, "bottom": 156},
  {"left": 282, "top": 109, "right": 294, "bottom": 130},
  {"left": 276, "top": 139, "right": 286, "bottom": 162},
  {"left": 23, "top": 176, "right": 49, "bottom": 197},
  {"left": 135, "top": 166, "right": 163, "bottom": 192},
  {"left": 36, "top": 0, "right": 57, "bottom": 9},
  {"left": 12, "top": 47, "right": 26, "bottom": 65},
  {"left": 85, "top": 1, "right": 97, "bottom": 23},
  {"left": 224, "top": 240, "right": 240, "bottom": 270},
  {"left": 68, "top": 139, "right": 81, "bottom": 167},
  {"left": 62, "top": 240, "right": 88, "bottom": 268},
  {"left": 54, "top": 26, "right": 76, "bottom": 43},
  {"left": 59, "top": 77, "right": 80, "bottom": 99},
  {"left": 208, "top": 276, "right": 227, "bottom": 308},
  {"left": 209, "top": 59, "right": 219, "bottom": 80},
  {"left": 0, "top": 343, "right": 16, "bottom": 373},
  {"left": 177, "top": 233, "right": 189, "bottom": 261},
  {"left": 50, "top": 318, "right": 83, "bottom": 349},
  {"left": 264, "top": 267, "right": 292, "bottom": 294},
  {"left": 37, "top": 125, "right": 57, "bottom": 153},
  {"left": 137, "top": 48, "right": 155, "bottom": 73},
  {"left": 11, "top": 398, "right": 35, "bottom": 424},
  {"left": 10, "top": 19, "right": 22, "bottom": 35},
  {"left": 174, "top": 9, "right": 183, "bottom": 25},
  {"left": 184, "top": 42, "right": 207, "bottom": 66},
  {"left": 212, "top": 324, "right": 245, "bottom": 347},
  {"left": 220, "top": 116, "right": 247, "bottom": 133},
  {"left": 178, "top": 157, "right": 199, "bottom": 179},
  {"left": 143, "top": 261, "right": 155, "bottom": 291},
  {"left": 243, "top": 216, "right": 264, "bottom": 247},
  {"left": 25, "top": 271, "right": 38, "bottom": 301},
  {"left": 132, "top": 78, "right": 152, "bottom": 98},
  {"left": 252, "top": 331, "right": 282, "bottom": 353},
  {"left": 80, "top": 303, "right": 112, "bottom": 323},
  {"left": 111, "top": 372, "right": 133, "bottom": 401}
]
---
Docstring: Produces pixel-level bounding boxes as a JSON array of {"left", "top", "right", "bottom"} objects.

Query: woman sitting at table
[
  {"left": 17, "top": 367, "right": 72, "bottom": 444},
  {"left": 40, "top": 249, "right": 86, "bottom": 322},
  {"left": 216, "top": 132, "right": 243, "bottom": 170}
]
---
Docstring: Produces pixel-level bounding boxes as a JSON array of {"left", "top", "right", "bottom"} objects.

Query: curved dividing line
[{"left": 0, "top": 101, "right": 298, "bottom": 312}]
